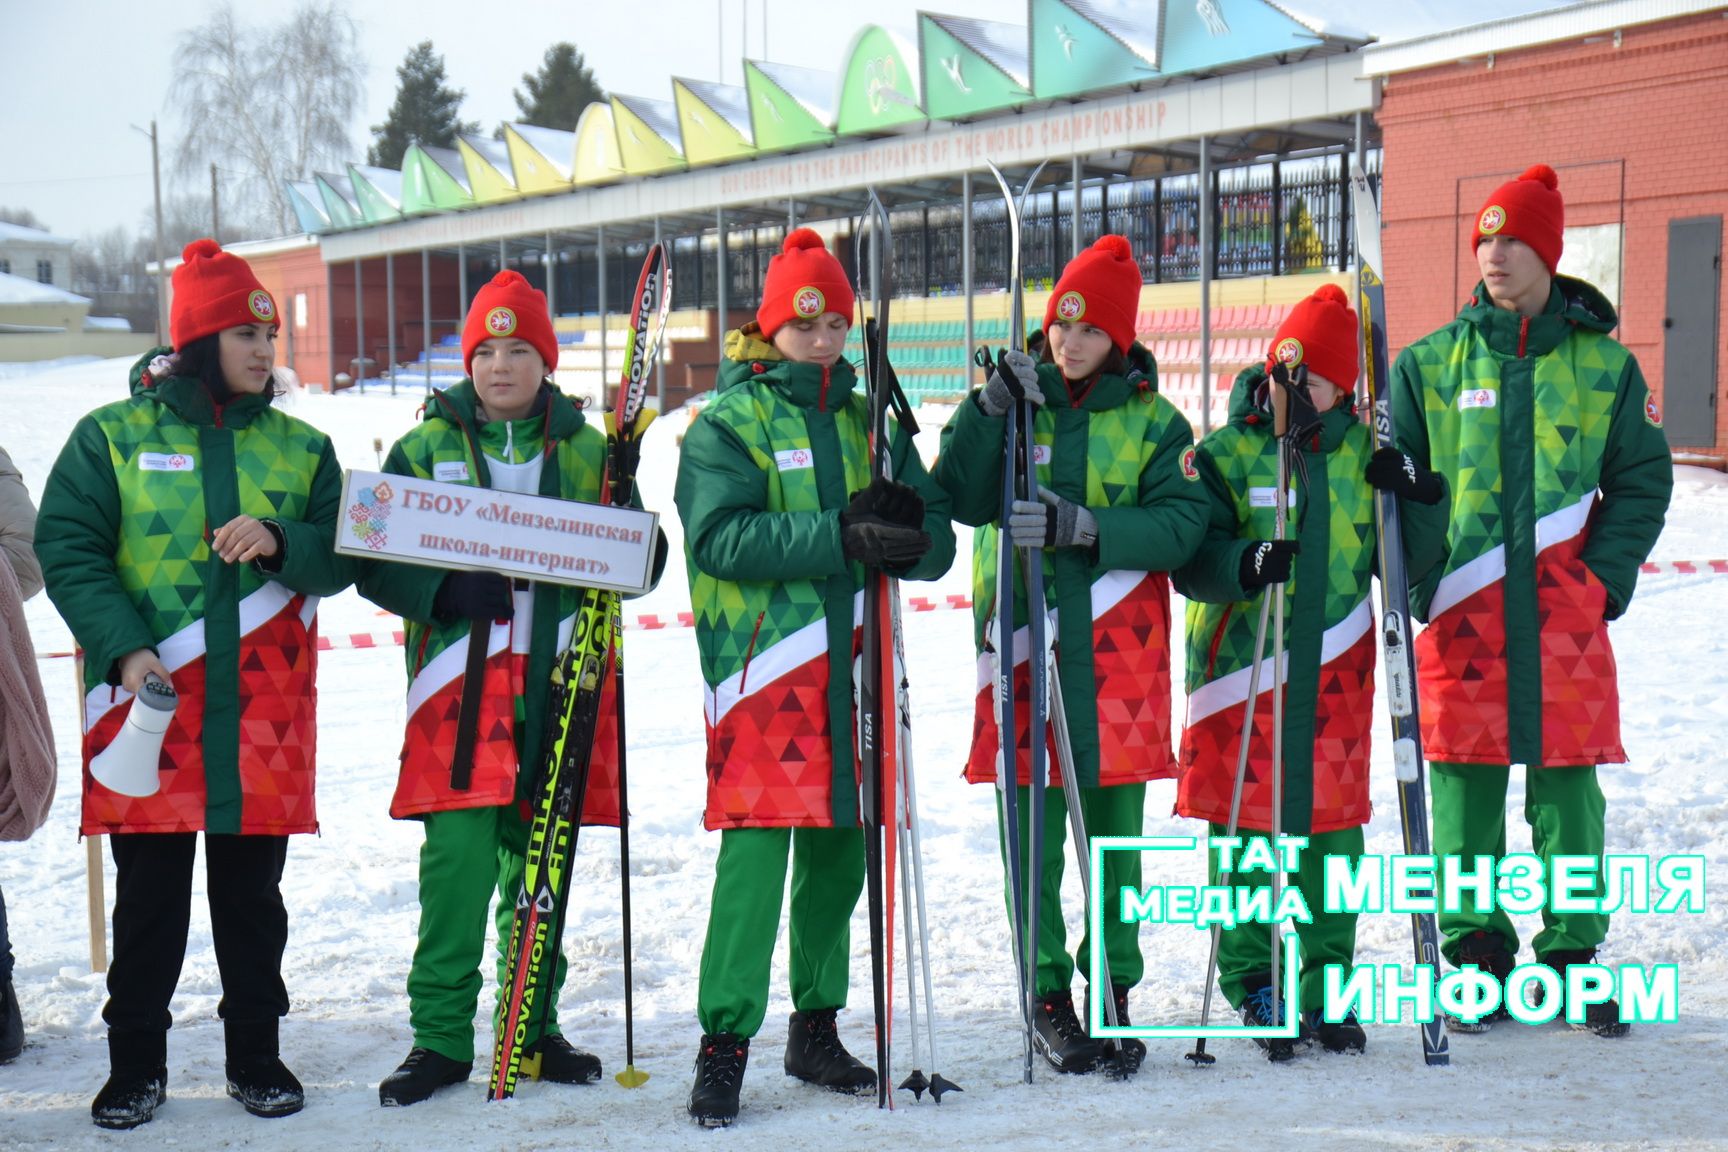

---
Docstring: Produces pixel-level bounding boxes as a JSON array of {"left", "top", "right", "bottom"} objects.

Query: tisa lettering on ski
[{"left": 333, "top": 468, "right": 659, "bottom": 594}]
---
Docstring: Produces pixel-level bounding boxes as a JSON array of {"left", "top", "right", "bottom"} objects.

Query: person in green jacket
[
  {"left": 1393, "top": 164, "right": 1673, "bottom": 1037},
  {"left": 934, "top": 235, "right": 1208, "bottom": 1075},
  {"left": 359, "top": 270, "right": 663, "bottom": 1106},
  {"left": 36, "top": 239, "right": 357, "bottom": 1129},
  {"left": 1175, "top": 284, "right": 1449, "bottom": 1060},
  {"left": 675, "top": 229, "right": 955, "bottom": 1127}
]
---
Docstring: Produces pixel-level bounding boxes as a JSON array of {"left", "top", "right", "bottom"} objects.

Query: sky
[{"left": 0, "top": 0, "right": 1571, "bottom": 243}]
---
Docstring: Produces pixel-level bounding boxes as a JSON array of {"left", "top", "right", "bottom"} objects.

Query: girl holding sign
[
  {"left": 36, "top": 239, "right": 356, "bottom": 1129},
  {"left": 359, "top": 270, "right": 664, "bottom": 1107}
]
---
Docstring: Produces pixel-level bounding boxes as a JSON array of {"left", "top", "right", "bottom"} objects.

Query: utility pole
[
  {"left": 211, "top": 163, "right": 220, "bottom": 244},
  {"left": 130, "top": 120, "right": 168, "bottom": 346}
]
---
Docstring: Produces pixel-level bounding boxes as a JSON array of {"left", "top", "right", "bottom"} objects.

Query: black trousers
[{"left": 103, "top": 832, "right": 290, "bottom": 1064}]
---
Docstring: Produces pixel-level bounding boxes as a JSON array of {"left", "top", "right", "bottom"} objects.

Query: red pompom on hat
[
  {"left": 462, "top": 270, "right": 559, "bottom": 375},
  {"left": 1266, "top": 282, "right": 1359, "bottom": 391},
  {"left": 756, "top": 228, "right": 854, "bottom": 339},
  {"left": 1044, "top": 235, "right": 1142, "bottom": 354},
  {"left": 1473, "top": 164, "right": 1564, "bottom": 274},
  {"left": 169, "top": 238, "right": 276, "bottom": 351}
]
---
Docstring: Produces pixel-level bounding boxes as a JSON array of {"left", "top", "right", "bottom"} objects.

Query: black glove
[
  {"left": 841, "top": 488, "right": 933, "bottom": 569},
  {"left": 433, "top": 570, "right": 515, "bottom": 622},
  {"left": 846, "top": 475, "right": 925, "bottom": 529},
  {"left": 1238, "top": 540, "right": 1299, "bottom": 590},
  {"left": 1364, "top": 447, "right": 1444, "bottom": 506}
]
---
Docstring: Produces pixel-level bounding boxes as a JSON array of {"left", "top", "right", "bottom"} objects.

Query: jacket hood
[
  {"left": 1457, "top": 274, "right": 1618, "bottom": 357},
  {"left": 1222, "top": 361, "right": 1356, "bottom": 452},
  {"left": 719, "top": 325, "right": 860, "bottom": 411}
]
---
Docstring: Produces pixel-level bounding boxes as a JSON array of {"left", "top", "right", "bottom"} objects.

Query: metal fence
[{"left": 642, "top": 148, "right": 1380, "bottom": 309}]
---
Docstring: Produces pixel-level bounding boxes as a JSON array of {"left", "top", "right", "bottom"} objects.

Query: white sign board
[{"left": 334, "top": 470, "right": 659, "bottom": 596}]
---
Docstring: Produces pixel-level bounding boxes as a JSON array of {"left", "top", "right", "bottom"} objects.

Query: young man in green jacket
[
  {"left": 675, "top": 229, "right": 955, "bottom": 1127},
  {"left": 1392, "top": 164, "right": 1673, "bottom": 1036}
]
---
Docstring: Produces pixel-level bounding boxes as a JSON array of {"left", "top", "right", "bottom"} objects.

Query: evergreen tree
[
  {"left": 513, "top": 43, "right": 606, "bottom": 129},
  {"left": 369, "top": 41, "right": 478, "bottom": 169},
  {"left": 1283, "top": 195, "right": 1325, "bottom": 271}
]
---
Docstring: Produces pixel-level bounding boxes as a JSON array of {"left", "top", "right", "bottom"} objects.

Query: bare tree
[
  {"left": 0, "top": 207, "right": 49, "bottom": 231},
  {"left": 169, "top": 2, "right": 362, "bottom": 237}
]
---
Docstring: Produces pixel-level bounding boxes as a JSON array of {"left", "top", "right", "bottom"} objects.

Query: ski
[
  {"left": 489, "top": 243, "right": 671, "bottom": 1099},
  {"left": 983, "top": 159, "right": 1047, "bottom": 1085},
  {"left": 1348, "top": 158, "right": 1451, "bottom": 1068}
]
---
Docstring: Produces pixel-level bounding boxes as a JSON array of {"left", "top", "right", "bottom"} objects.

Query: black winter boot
[
  {"left": 689, "top": 1033, "right": 749, "bottom": 1128},
  {"left": 1536, "top": 948, "right": 1631, "bottom": 1038},
  {"left": 91, "top": 1030, "right": 168, "bottom": 1130},
  {"left": 225, "top": 1018, "right": 304, "bottom": 1117},
  {"left": 0, "top": 976, "right": 21, "bottom": 1063},
  {"left": 527, "top": 1033, "right": 603, "bottom": 1084},
  {"left": 1445, "top": 930, "right": 1516, "bottom": 1033},
  {"left": 784, "top": 1009, "right": 877, "bottom": 1094},
  {"left": 378, "top": 1047, "right": 473, "bottom": 1107},
  {"left": 1084, "top": 985, "right": 1146, "bottom": 1073},
  {"left": 1303, "top": 1008, "right": 1367, "bottom": 1053},
  {"left": 1239, "top": 974, "right": 1297, "bottom": 1063},
  {"left": 1033, "top": 990, "right": 1103, "bottom": 1074}
]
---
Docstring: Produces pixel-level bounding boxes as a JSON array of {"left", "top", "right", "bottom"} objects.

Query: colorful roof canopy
[{"left": 288, "top": 6, "right": 1355, "bottom": 232}]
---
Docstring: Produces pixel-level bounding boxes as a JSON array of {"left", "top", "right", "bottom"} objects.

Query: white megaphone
[{"left": 90, "top": 675, "right": 178, "bottom": 798}]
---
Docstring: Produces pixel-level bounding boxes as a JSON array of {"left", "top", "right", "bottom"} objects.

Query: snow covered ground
[{"left": 1, "top": 356, "right": 1725, "bottom": 1151}]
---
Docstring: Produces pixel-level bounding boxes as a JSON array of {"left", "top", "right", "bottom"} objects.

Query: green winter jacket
[
  {"left": 37, "top": 348, "right": 356, "bottom": 835},
  {"left": 934, "top": 344, "right": 1208, "bottom": 788},
  {"left": 1174, "top": 363, "right": 1450, "bottom": 833},
  {"left": 357, "top": 380, "right": 655, "bottom": 821},
  {"left": 1392, "top": 277, "right": 1672, "bottom": 767},
  {"left": 675, "top": 328, "right": 955, "bottom": 830}
]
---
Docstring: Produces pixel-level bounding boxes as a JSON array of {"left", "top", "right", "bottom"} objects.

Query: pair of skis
[
  {"left": 489, "top": 244, "right": 673, "bottom": 1098},
  {"left": 853, "top": 191, "right": 958, "bottom": 1107}
]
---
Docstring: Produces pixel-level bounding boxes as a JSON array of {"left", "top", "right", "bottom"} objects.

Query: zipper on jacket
[
  {"left": 736, "top": 611, "right": 767, "bottom": 695},
  {"left": 1206, "top": 603, "right": 1234, "bottom": 680},
  {"left": 819, "top": 364, "right": 831, "bottom": 412},
  {"left": 1518, "top": 315, "right": 1530, "bottom": 358}
]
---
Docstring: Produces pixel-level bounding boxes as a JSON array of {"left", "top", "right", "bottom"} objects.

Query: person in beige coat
[{"left": 0, "top": 443, "right": 49, "bottom": 1064}]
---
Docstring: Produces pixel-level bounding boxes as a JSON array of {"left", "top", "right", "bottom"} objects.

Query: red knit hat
[
  {"left": 1473, "top": 164, "right": 1564, "bottom": 274},
  {"left": 462, "top": 270, "right": 559, "bottom": 375},
  {"left": 756, "top": 228, "right": 854, "bottom": 339},
  {"left": 1044, "top": 235, "right": 1141, "bottom": 354},
  {"left": 169, "top": 238, "right": 276, "bottom": 351},
  {"left": 1267, "top": 283, "right": 1359, "bottom": 391}
]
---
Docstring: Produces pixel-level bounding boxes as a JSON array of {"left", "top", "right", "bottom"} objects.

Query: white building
[{"left": 0, "top": 221, "right": 75, "bottom": 290}]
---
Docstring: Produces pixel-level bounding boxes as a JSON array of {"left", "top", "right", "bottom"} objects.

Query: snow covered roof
[
  {"left": 0, "top": 221, "right": 76, "bottom": 249},
  {"left": 0, "top": 269, "right": 88, "bottom": 306}
]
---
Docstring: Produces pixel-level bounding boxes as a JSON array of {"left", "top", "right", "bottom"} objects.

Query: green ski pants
[
  {"left": 406, "top": 804, "right": 570, "bottom": 1063},
  {"left": 994, "top": 782, "right": 1146, "bottom": 998},
  {"left": 696, "top": 826, "right": 865, "bottom": 1039},
  {"left": 1431, "top": 762, "right": 1608, "bottom": 964},
  {"left": 1208, "top": 823, "right": 1362, "bottom": 1013}
]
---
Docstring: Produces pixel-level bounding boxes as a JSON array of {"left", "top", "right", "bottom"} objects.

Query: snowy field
[{"left": 1, "top": 356, "right": 1725, "bottom": 1151}]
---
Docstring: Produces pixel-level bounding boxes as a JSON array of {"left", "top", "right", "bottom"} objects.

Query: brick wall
[{"left": 1376, "top": 11, "right": 1728, "bottom": 454}]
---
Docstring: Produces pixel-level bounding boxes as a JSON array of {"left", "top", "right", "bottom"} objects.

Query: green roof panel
[
  {"left": 1030, "top": 0, "right": 1161, "bottom": 99},
  {"left": 744, "top": 60, "right": 836, "bottom": 151},
  {"left": 919, "top": 14, "right": 1030, "bottom": 120},
  {"left": 836, "top": 26, "right": 927, "bottom": 135}
]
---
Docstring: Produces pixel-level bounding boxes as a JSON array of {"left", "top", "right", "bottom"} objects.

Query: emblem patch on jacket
[
  {"left": 1458, "top": 388, "right": 1498, "bottom": 410},
  {"left": 774, "top": 448, "right": 814, "bottom": 472},
  {"left": 137, "top": 452, "right": 195, "bottom": 472}
]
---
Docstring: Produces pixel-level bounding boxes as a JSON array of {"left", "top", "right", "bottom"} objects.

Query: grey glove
[
  {"left": 1008, "top": 489, "right": 1098, "bottom": 551},
  {"left": 976, "top": 349, "right": 1044, "bottom": 417}
]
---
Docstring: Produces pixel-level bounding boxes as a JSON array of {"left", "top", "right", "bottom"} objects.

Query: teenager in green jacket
[
  {"left": 675, "top": 229, "right": 955, "bottom": 1127},
  {"left": 1392, "top": 164, "right": 1672, "bottom": 1036},
  {"left": 1176, "top": 284, "right": 1449, "bottom": 1060},
  {"left": 360, "top": 271, "right": 663, "bottom": 1105},
  {"left": 37, "top": 240, "right": 356, "bottom": 1129},
  {"left": 934, "top": 235, "right": 1207, "bottom": 1074}
]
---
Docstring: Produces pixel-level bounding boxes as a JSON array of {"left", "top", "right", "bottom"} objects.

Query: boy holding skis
[
  {"left": 934, "top": 235, "right": 1207, "bottom": 1075},
  {"left": 674, "top": 228, "right": 955, "bottom": 1127},
  {"left": 360, "top": 271, "right": 663, "bottom": 1105},
  {"left": 1392, "top": 165, "right": 1672, "bottom": 1036},
  {"left": 1175, "top": 284, "right": 1449, "bottom": 1060}
]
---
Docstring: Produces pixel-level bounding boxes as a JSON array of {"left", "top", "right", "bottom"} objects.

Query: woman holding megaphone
[{"left": 36, "top": 240, "right": 357, "bottom": 1131}]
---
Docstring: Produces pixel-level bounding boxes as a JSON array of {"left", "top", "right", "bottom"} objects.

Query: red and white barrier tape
[{"left": 38, "top": 566, "right": 1725, "bottom": 659}]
